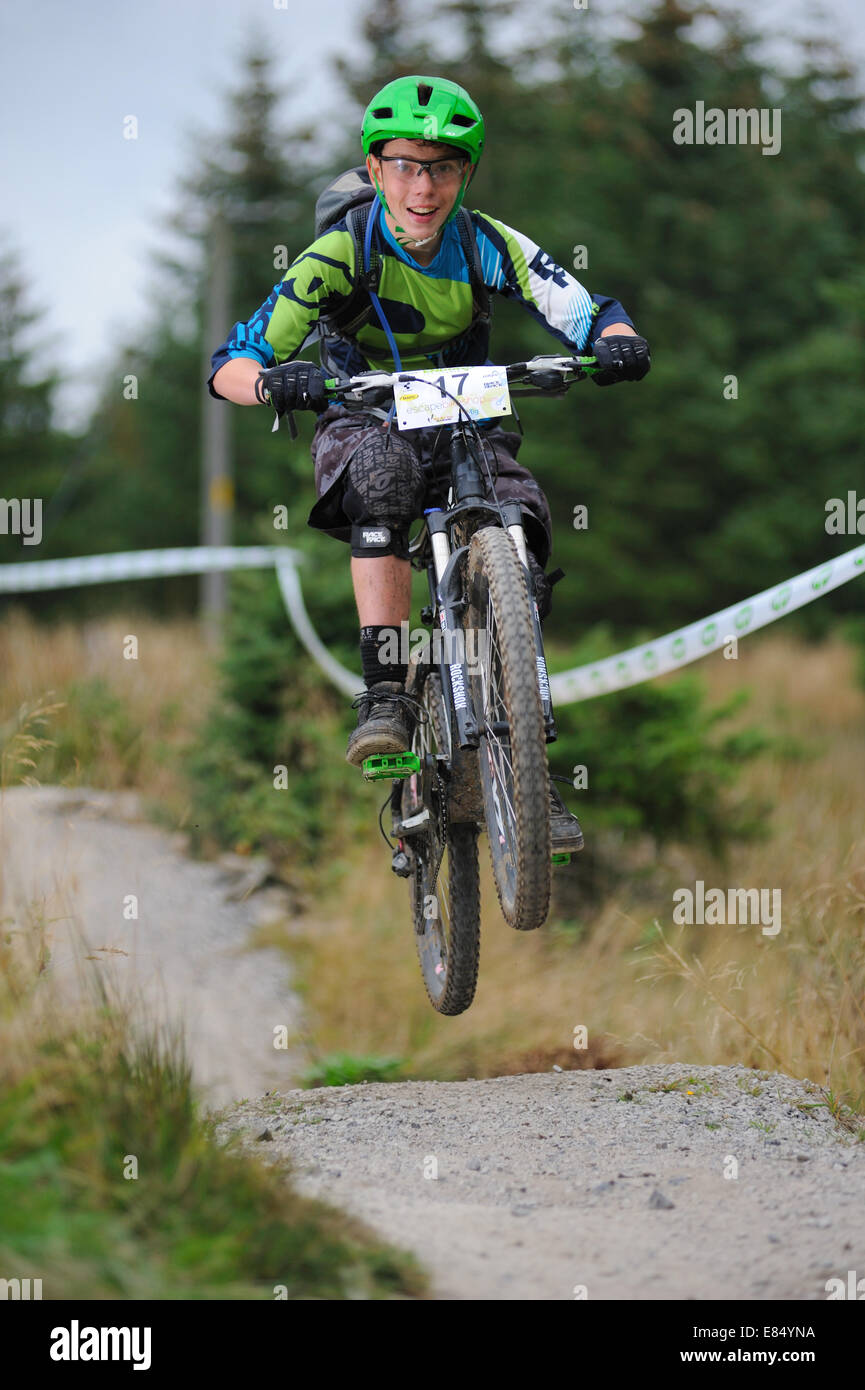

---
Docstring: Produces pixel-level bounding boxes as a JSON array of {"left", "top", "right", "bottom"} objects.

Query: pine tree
[
  {"left": 0, "top": 239, "right": 72, "bottom": 586},
  {"left": 68, "top": 46, "right": 329, "bottom": 617}
]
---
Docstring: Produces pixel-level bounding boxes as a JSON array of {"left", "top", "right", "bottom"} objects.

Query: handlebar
[
  {"left": 320, "top": 354, "right": 598, "bottom": 405},
  {"left": 254, "top": 355, "right": 598, "bottom": 436}
]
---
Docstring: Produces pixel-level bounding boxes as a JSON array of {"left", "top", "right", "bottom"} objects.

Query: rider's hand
[
  {"left": 590, "top": 334, "right": 651, "bottom": 386},
  {"left": 255, "top": 361, "right": 329, "bottom": 415}
]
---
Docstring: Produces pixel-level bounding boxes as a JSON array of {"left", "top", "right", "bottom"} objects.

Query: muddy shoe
[
  {"left": 548, "top": 777, "right": 584, "bottom": 853},
  {"left": 345, "top": 682, "right": 422, "bottom": 768}
]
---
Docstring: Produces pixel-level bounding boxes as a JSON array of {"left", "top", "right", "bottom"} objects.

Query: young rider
[{"left": 208, "top": 75, "right": 651, "bottom": 852}]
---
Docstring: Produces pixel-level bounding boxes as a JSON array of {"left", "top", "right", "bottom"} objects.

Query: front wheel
[
  {"left": 401, "top": 669, "right": 481, "bottom": 1015},
  {"left": 466, "top": 526, "right": 551, "bottom": 931}
]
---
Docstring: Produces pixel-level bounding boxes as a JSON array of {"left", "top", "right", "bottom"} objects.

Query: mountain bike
[{"left": 275, "top": 355, "right": 596, "bottom": 1014}]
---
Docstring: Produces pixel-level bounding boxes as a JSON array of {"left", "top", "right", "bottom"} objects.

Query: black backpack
[{"left": 305, "top": 165, "right": 491, "bottom": 368}]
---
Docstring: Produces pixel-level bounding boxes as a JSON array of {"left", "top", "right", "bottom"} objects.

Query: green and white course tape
[
  {"left": 1, "top": 541, "right": 863, "bottom": 706},
  {"left": 548, "top": 542, "right": 865, "bottom": 703}
]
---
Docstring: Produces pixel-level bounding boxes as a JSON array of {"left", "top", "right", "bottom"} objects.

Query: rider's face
[{"left": 367, "top": 138, "right": 472, "bottom": 248}]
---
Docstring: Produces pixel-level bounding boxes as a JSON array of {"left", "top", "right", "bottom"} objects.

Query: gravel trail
[
  {"left": 4, "top": 787, "right": 863, "bottom": 1300},
  {"left": 0, "top": 786, "right": 303, "bottom": 1106},
  {"left": 220, "top": 1064, "right": 865, "bottom": 1301}
]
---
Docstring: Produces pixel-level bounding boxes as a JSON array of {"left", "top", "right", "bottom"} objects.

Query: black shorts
[{"left": 307, "top": 402, "right": 554, "bottom": 569}]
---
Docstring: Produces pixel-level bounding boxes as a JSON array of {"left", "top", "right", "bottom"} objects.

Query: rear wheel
[
  {"left": 401, "top": 670, "right": 481, "bottom": 1015},
  {"left": 466, "top": 526, "right": 551, "bottom": 931}
]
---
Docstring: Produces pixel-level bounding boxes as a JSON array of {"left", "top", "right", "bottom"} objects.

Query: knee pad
[
  {"left": 351, "top": 521, "right": 408, "bottom": 559},
  {"left": 343, "top": 435, "right": 426, "bottom": 560}
]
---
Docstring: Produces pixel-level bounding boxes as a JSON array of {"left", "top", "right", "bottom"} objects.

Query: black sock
[{"left": 359, "top": 624, "right": 408, "bottom": 688}]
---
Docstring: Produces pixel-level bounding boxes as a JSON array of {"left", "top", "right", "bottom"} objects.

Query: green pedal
[
  {"left": 551, "top": 852, "right": 571, "bottom": 865},
  {"left": 362, "top": 751, "right": 421, "bottom": 781}
]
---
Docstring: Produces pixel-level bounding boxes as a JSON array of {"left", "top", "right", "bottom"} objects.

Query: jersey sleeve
[
  {"left": 471, "top": 211, "right": 634, "bottom": 352},
  {"left": 207, "top": 226, "right": 357, "bottom": 398}
]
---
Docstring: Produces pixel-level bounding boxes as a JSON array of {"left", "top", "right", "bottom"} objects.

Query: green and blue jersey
[{"left": 208, "top": 208, "right": 634, "bottom": 393}]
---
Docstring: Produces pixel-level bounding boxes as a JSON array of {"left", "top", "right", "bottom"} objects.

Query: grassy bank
[{"left": 0, "top": 913, "right": 427, "bottom": 1300}]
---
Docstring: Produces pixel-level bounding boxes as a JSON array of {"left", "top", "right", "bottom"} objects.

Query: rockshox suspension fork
[{"left": 424, "top": 507, "right": 480, "bottom": 750}]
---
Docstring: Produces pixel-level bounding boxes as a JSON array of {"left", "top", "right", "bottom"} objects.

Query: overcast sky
[{"left": 1, "top": 0, "right": 862, "bottom": 429}]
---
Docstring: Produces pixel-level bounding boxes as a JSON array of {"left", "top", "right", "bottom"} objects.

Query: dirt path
[
  {"left": 4, "top": 787, "right": 863, "bottom": 1299},
  {"left": 220, "top": 1065, "right": 865, "bottom": 1301},
  {"left": 0, "top": 786, "right": 304, "bottom": 1107}
]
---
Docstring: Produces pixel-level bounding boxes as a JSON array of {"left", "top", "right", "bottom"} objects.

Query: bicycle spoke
[
  {"left": 477, "top": 589, "right": 519, "bottom": 843},
  {"left": 484, "top": 736, "right": 517, "bottom": 828}
]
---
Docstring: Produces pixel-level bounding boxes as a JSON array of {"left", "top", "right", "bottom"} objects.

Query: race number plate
[{"left": 393, "top": 365, "right": 511, "bottom": 430}]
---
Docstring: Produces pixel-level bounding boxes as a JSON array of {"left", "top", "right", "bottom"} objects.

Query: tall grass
[
  {"left": 2, "top": 609, "right": 862, "bottom": 1114},
  {"left": 0, "top": 889, "right": 426, "bottom": 1300},
  {"left": 0, "top": 605, "right": 214, "bottom": 824},
  {"left": 274, "top": 633, "right": 865, "bottom": 1112},
  {"left": 0, "top": 648, "right": 428, "bottom": 1299}
]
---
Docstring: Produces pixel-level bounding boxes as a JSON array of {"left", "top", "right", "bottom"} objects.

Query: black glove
[
  {"left": 591, "top": 334, "right": 651, "bottom": 386},
  {"left": 255, "top": 361, "right": 329, "bottom": 415}
]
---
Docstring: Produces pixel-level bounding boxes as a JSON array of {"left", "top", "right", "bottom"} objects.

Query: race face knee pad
[
  {"left": 343, "top": 436, "right": 426, "bottom": 538},
  {"left": 350, "top": 521, "right": 410, "bottom": 559}
]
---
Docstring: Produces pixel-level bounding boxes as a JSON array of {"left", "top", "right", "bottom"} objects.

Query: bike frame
[{"left": 308, "top": 354, "right": 596, "bottom": 768}]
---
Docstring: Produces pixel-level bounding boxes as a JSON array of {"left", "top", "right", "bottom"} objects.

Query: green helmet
[{"left": 361, "top": 75, "right": 484, "bottom": 224}]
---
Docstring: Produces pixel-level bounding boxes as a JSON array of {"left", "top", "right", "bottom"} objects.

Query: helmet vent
[
  {"left": 451, "top": 113, "right": 475, "bottom": 127},
  {"left": 372, "top": 106, "right": 393, "bottom": 118},
  {"left": 416, "top": 83, "right": 433, "bottom": 106}
]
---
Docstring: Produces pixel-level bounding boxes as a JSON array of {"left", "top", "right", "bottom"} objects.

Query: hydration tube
[{"left": 364, "top": 200, "right": 403, "bottom": 373}]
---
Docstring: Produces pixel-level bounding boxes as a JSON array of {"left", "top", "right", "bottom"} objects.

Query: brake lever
[
  {"left": 269, "top": 405, "right": 299, "bottom": 438},
  {"left": 527, "top": 370, "right": 575, "bottom": 390}
]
